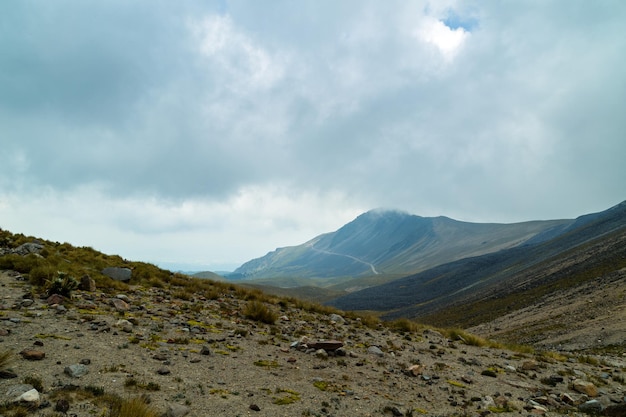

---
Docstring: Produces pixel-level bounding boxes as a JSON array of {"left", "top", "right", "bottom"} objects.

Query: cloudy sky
[{"left": 1, "top": 1, "right": 624, "bottom": 271}]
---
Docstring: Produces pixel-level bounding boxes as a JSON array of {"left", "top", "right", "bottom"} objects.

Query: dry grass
[{"left": 0, "top": 349, "right": 12, "bottom": 369}]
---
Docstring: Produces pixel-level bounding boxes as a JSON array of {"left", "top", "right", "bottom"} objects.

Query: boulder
[
  {"left": 101, "top": 267, "right": 132, "bottom": 282},
  {"left": 79, "top": 275, "right": 96, "bottom": 291}
]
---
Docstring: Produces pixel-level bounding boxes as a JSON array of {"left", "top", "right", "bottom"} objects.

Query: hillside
[
  {"left": 328, "top": 201, "right": 626, "bottom": 330},
  {"left": 0, "top": 232, "right": 625, "bottom": 416},
  {"left": 232, "top": 210, "right": 572, "bottom": 280}
]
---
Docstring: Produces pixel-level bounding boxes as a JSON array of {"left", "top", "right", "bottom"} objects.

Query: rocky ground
[
  {"left": 1, "top": 269, "right": 625, "bottom": 417},
  {"left": 469, "top": 268, "right": 626, "bottom": 352}
]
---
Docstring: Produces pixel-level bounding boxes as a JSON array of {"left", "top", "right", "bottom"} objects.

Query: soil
[{"left": 0, "top": 270, "right": 625, "bottom": 417}]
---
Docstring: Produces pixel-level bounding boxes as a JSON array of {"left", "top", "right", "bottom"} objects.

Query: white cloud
[{"left": 415, "top": 18, "right": 469, "bottom": 60}]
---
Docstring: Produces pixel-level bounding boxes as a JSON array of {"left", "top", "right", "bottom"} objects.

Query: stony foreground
[{"left": 0, "top": 270, "right": 625, "bottom": 417}]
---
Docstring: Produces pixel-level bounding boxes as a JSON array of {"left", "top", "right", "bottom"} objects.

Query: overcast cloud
[{"left": 1, "top": 1, "right": 624, "bottom": 271}]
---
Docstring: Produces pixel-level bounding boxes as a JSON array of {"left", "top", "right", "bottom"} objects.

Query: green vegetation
[{"left": 272, "top": 388, "right": 300, "bottom": 405}]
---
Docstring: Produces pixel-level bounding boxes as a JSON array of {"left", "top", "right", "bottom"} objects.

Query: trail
[{"left": 306, "top": 243, "right": 379, "bottom": 274}]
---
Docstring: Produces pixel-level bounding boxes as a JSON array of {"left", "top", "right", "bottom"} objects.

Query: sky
[{"left": 1, "top": 1, "right": 625, "bottom": 272}]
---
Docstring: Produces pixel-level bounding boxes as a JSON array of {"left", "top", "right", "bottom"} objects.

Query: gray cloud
[{"left": 1, "top": 1, "right": 624, "bottom": 268}]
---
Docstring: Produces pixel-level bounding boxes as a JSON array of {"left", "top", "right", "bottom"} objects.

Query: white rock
[{"left": 16, "top": 388, "right": 39, "bottom": 403}]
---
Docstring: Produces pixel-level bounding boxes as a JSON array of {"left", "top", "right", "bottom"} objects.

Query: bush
[
  {"left": 46, "top": 272, "right": 79, "bottom": 297},
  {"left": 244, "top": 301, "right": 277, "bottom": 324}
]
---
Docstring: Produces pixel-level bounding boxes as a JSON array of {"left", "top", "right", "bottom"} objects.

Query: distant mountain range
[
  {"left": 229, "top": 201, "right": 626, "bottom": 329},
  {"left": 328, "top": 201, "right": 626, "bottom": 324},
  {"left": 231, "top": 209, "right": 574, "bottom": 280}
]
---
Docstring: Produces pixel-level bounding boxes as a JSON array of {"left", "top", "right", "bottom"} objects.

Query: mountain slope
[
  {"left": 328, "top": 201, "right": 626, "bottom": 327},
  {"left": 233, "top": 209, "right": 573, "bottom": 280}
]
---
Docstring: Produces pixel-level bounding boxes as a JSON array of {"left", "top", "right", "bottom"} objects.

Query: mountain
[
  {"left": 328, "top": 201, "right": 626, "bottom": 329},
  {"left": 232, "top": 209, "right": 573, "bottom": 280}
]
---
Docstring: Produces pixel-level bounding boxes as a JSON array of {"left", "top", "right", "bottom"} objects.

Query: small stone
[
  {"left": 157, "top": 367, "right": 171, "bottom": 375},
  {"left": 110, "top": 298, "right": 129, "bottom": 312},
  {"left": 573, "top": 380, "right": 599, "bottom": 397},
  {"left": 579, "top": 399, "right": 604, "bottom": 413},
  {"left": 329, "top": 314, "right": 345, "bottom": 324},
  {"left": 64, "top": 364, "right": 89, "bottom": 378},
  {"left": 308, "top": 340, "right": 344, "bottom": 351},
  {"left": 46, "top": 294, "right": 64, "bottom": 306},
  {"left": 166, "top": 403, "right": 190, "bottom": 417},
  {"left": 249, "top": 404, "right": 261, "bottom": 411},
  {"left": 315, "top": 349, "right": 328, "bottom": 359},
  {"left": 200, "top": 345, "right": 212, "bottom": 356},
  {"left": 55, "top": 398, "right": 70, "bottom": 413},
  {"left": 406, "top": 364, "right": 423, "bottom": 377},
  {"left": 15, "top": 388, "right": 39, "bottom": 403},
  {"left": 19, "top": 349, "right": 45, "bottom": 360},
  {"left": 0, "top": 369, "right": 18, "bottom": 379},
  {"left": 367, "top": 346, "right": 384, "bottom": 357},
  {"left": 522, "top": 360, "right": 539, "bottom": 371}
]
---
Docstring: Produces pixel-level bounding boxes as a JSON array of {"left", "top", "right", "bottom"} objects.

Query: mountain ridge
[{"left": 232, "top": 208, "right": 574, "bottom": 280}]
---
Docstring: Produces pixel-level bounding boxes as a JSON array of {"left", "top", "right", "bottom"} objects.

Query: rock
[
  {"left": 308, "top": 340, "right": 344, "bottom": 351},
  {"left": 101, "top": 267, "right": 132, "bottom": 282},
  {"left": 15, "top": 388, "right": 39, "bottom": 403},
  {"left": 64, "top": 364, "right": 88, "bottom": 378},
  {"left": 250, "top": 404, "right": 261, "bottom": 411},
  {"left": 166, "top": 403, "right": 190, "bottom": 417},
  {"left": 19, "top": 349, "right": 45, "bottom": 360},
  {"left": 579, "top": 399, "right": 604, "bottom": 413},
  {"left": 368, "top": 346, "right": 384, "bottom": 357},
  {"left": 521, "top": 360, "right": 539, "bottom": 371},
  {"left": 573, "top": 380, "right": 599, "bottom": 397},
  {"left": 200, "top": 345, "right": 212, "bottom": 356},
  {"left": 79, "top": 275, "right": 96, "bottom": 291},
  {"left": 13, "top": 242, "right": 43, "bottom": 256},
  {"left": 315, "top": 349, "right": 329, "bottom": 359},
  {"left": 5, "top": 384, "right": 34, "bottom": 398},
  {"left": 0, "top": 369, "right": 18, "bottom": 379},
  {"left": 605, "top": 403, "right": 626, "bottom": 417},
  {"left": 157, "top": 367, "right": 171, "bottom": 375},
  {"left": 55, "top": 398, "right": 70, "bottom": 413},
  {"left": 110, "top": 298, "right": 129, "bottom": 312},
  {"left": 46, "top": 294, "right": 64, "bottom": 306},
  {"left": 406, "top": 364, "right": 423, "bottom": 377},
  {"left": 329, "top": 314, "right": 345, "bottom": 324}
]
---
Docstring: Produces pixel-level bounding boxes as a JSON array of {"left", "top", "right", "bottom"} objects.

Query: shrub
[
  {"left": 46, "top": 272, "right": 79, "bottom": 297},
  {"left": 114, "top": 396, "right": 159, "bottom": 417},
  {"left": 244, "top": 301, "right": 277, "bottom": 324},
  {"left": 0, "top": 350, "right": 12, "bottom": 369}
]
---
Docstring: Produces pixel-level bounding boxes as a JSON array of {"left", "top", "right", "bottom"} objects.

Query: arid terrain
[{"left": 1, "top": 269, "right": 625, "bottom": 417}]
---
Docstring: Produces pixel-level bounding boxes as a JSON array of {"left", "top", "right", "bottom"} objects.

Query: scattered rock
[
  {"left": 55, "top": 398, "right": 70, "bottom": 413},
  {"left": 329, "top": 314, "right": 345, "bottom": 324},
  {"left": 308, "top": 340, "right": 344, "bottom": 351},
  {"left": 0, "top": 369, "right": 18, "bottom": 379},
  {"left": 367, "top": 346, "right": 384, "bottom": 357},
  {"left": 579, "top": 399, "right": 604, "bottom": 413},
  {"left": 46, "top": 294, "right": 64, "bottom": 306},
  {"left": 101, "top": 267, "right": 132, "bottom": 282},
  {"left": 249, "top": 404, "right": 261, "bottom": 411},
  {"left": 110, "top": 298, "right": 129, "bottom": 312},
  {"left": 15, "top": 388, "right": 39, "bottom": 404},
  {"left": 19, "top": 349, "right": 45, "bottom": 360},
  {"left": 166, "top": 403, "right": 190, "bottom": 417},
  {"left": 573, "top": 380, "right": 599, "bottom": 397},
  {"left": 79, "top": 275, "right": 96, "bottom": 291},
  {"left": 64, "top": 364, "right": 89, "bottom": 378},
  {"left": 157, "top": 367, "right": 171, "bottom": 375}
]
